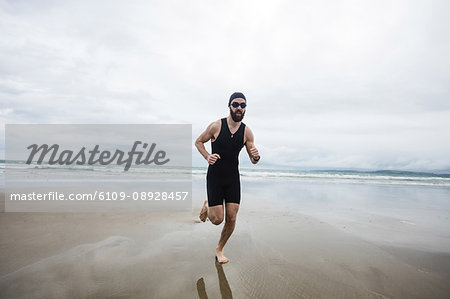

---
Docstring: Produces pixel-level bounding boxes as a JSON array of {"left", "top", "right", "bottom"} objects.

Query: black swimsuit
[{"left": 207, "top": 118, "right": 246, "bottom": 206}]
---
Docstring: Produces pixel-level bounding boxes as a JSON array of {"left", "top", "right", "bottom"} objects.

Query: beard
[{"left": 230, "top": 107, "right": 245, "bottom": 122}]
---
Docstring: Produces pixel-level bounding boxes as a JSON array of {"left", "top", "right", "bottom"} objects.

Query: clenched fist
[
  {"left": 250, "top": 147, "right": 259, "bottom": 161},
  {"left": 207, "top": 153, "right": 221, "bottom": 165}
]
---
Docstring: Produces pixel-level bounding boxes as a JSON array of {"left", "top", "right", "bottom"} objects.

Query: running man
[{"left": 195, "top": 92, "right": 260, "bottom": 264}]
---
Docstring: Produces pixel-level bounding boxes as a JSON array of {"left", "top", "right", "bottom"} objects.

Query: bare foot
[
  {"left": 199, "top": 200, "right": 208, "bottom": 222},
  {"left": 215, "top": 248, "right": 229, "bottom": 264}
]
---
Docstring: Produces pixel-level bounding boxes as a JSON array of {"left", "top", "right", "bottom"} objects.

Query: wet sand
[{"left": 1, "top": 191, "right": 449, "bottom": 298}]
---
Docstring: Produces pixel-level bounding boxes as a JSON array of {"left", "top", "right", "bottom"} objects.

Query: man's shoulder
[
  {"left": 211, "top": 118, "right": 222, "bottom": 127},
  {"left": 208, "top": 119, "right": 222, "bottom": 132},
  {"left": 243, "top": 124, "right": 254, "bottom": 140}
]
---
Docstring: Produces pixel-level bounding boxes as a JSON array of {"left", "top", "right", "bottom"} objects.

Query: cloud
[{"left": 1, "top": 0, "right": 449, "bottom": 171}]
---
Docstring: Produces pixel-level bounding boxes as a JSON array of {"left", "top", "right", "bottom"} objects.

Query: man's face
[{"left": 229, "top": 98, "right": 246, "bottom": 122}]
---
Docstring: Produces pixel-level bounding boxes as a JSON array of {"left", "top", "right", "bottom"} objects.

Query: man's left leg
[{"left": 216, "top": 202, "right": 239, "bottom": 263}]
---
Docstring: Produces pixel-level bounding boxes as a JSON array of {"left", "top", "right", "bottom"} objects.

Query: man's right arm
[{"left": 195, "top": 120, "right": 221, "bottom": 165}]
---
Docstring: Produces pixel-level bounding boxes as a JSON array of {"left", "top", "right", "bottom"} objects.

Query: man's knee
[
  {"left": 225, "top": 214, "right": 236, "bottom": 224},
  {"left": 211, "top": 216, "right": 223, "bottom": 225}
]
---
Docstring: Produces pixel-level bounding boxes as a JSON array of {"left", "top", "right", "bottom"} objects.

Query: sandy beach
[{"left": 1, "top": 180, "right": 449, "bottom": 299}]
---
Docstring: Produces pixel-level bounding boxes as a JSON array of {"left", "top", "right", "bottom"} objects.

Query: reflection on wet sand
[{"left": 197, "top": 259, "right": 233, "bottom": 299}]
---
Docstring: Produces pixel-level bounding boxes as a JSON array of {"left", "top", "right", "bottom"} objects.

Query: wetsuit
[{"left": 207, "top": 118, "right": 246, "bottom": 207}]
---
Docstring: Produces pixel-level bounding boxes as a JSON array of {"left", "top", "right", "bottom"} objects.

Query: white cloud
[{"left": 1, "top": 0, "right": 449, "bottom": 171}]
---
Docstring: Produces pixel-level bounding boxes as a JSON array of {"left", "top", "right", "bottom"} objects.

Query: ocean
[{"left": 2, "top": 160, "right": 450, "bottom": 186}]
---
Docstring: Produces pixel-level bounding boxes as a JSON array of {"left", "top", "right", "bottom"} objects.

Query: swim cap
[{"left": 228, "top": 92, "right": 246, "bottom": 106}]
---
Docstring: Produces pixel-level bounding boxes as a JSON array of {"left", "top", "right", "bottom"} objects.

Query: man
[{"left": 195, "top": 92, "right": 260, "bottom": 264}]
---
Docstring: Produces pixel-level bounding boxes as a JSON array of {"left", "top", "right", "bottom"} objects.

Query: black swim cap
[{"left": 228, "top": 92, "right": 246, "bottom": 106}]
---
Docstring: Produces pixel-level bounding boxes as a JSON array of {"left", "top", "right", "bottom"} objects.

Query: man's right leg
[
  {"left": 207, "top": 204, "right": 224, "bottom": 225},
  {"left": 205, "top": 177, "right": 224, "bottom": 224},
  {"left": 199, "top": 200, "right": 208, "bottom": 222},
  {"left": 199, "top": 200, "right": 224, "bottom": 224}
]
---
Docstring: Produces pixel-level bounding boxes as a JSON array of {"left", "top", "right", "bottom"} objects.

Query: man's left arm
[{"left": 244, "top": 127, "right": 260, "bottom": 164}]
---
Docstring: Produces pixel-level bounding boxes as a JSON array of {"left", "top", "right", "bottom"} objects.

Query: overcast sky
[{"left": 1, "top": 0, "right": 449, "bottom": 172}]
